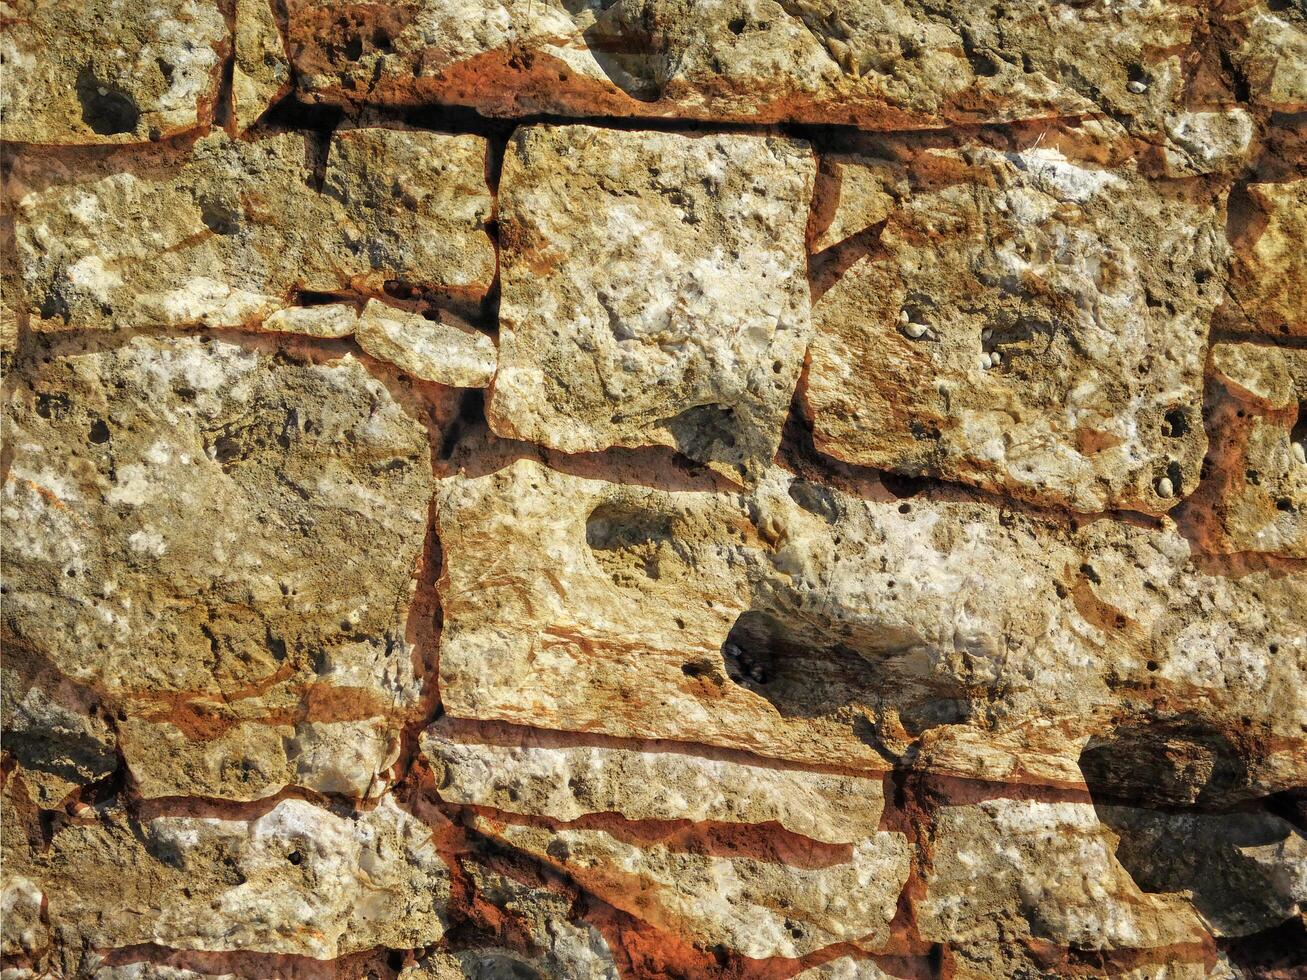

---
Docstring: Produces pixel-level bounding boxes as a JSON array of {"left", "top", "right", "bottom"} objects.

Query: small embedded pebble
[
  {"left": 902, "top": 321, "right": 928, "bottom": 339},
  {"left": 1156, "top": 476, "right": 1175, "bottom": 498},
  {"left": 1293, "top": 442, "right": 1306, "bottom": 466},
  {"left": 1127, "top": 80, "right": 1148, "bottom": 94},
  {"left": 899, "top": 310, "right": 910, "bottom": 324}
]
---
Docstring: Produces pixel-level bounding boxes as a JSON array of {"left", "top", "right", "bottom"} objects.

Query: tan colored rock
[
  {"left": 810, "top": 154, "right": 906, "bottom": 253},
  {"left": 1180, "top": 343, "right": 1307, "bottom": 558},
  {"left": 260, "top": 303, "right": 359, "bottom": 339},
  {"left": 806, "top": 138, "right": 1226, "bottom": 513},
  {"left": 0, "top": 875, "right": 47, "bottom": 960},
  {"left": 917, "top": 801, "right": 1210, "bottom": 954},
  {"left": 3, "top": 334, "right": 439, "bottom": 801},
  {"left": 0, "top": 0, "right": 227, "bottom": 145},
  {"left": 284, "top": 0, "right": 1199, "bottom": 136},
  {"left": 1160, "top": 109, "right": 1255, "bottom": 177},
  {"left": 479, "top": 818, "right": 910, "bottom": 958},
  {"left": 489, "top": 125, "right": 814, "bottom": 481},
  {"left": 13, "top": 129, "right": 494, "bottom": 330},
  {"left": 434, "top": 456, "right": 1307, "bottom": 793},
  {"left": 1223, "top": 0, "right": 1307, "bottom": 111},
  {"left": 422, "top": 721, "right": 886, "bottom": 844},
  {"left": 232, "top": 0, "right": 292, "bottom": 131},
  {"left": 1226, "top": 179, "right": 1307, "bottom": 338},
  {"left": 356, "top": 300, "right": 497, "bottom": 387},
  {"left": 4, "top": 795, "right": 448, "bottom": 958}
]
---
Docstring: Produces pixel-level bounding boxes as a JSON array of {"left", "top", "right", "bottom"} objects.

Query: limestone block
[
  {"left": 434, "top": 457, "right": 1307, "bottom": 793},
  {"left": 917, "top": 801, "right": 1210, "bottom": 952},
  {"left": 283, "top": 0, "right": 1201, "bottom": 136},
  {"left": 0, "top": 0, "right": 227, "bottom": 145},
  {"left": 4, "top": 795, "right": 448, "bottom": 958},
  {"left": 1223, "top": 0, "right": 1307, "bottom": 111},
  {"left": 806, "top": 139, "right": 1226, "bottom": 513},
  {"left": 13, "top": 130, "right": 494, "bottom": 330},
  {"left": 479, "top": 818, "right": 911, "bottom": 959},
  {"left": 1097, "top": 806, "right": 1307, "bottom": 938},
  {"left": 355, "top": 300, "right": 497, "bottom": 387},
  {"left": 232, "top": 0, "right": 292, "bottom": 131},
  {"left": 3, "top": 334, "right": 438, "bottom": 801},
  {"left": 489, "top": 124, "right": 814, "bottom": 481},
  {"left": 422, "top": 721, "right": 887, "bottom": 844}
]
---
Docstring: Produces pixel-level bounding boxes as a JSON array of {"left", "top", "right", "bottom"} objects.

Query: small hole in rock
[{"left": 1162, "top": 408, "right": 1189, "bottom": 438}]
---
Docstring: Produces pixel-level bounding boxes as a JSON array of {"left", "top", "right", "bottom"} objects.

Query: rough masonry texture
[{"left": 1, "top": 1, "right": 1305, "bottom": 979}]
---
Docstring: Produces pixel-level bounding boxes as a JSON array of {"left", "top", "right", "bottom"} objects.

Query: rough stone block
[
  {"left": 805, "top": 134, "right": 1227, "bottom": 513},
  {"left": 488, "top": 125, "right": 814, "bottom": 480},
  {"left": 13, "top": 130, "right": 495, "bottom": 331},
  {"left": 3, "top": 334, "right": 438, "bottom": 801},
  {"left": 0, "top": 0, "right": 228, "bottom": 145}
]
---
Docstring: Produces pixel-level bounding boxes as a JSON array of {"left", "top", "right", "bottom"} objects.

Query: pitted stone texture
[
  {"left": 1180, "top": 343, "right": 1307, "bottom": 558},
  {"left": 422, "top": 721, "right": 886, "bottom": 844},
  {"left": 3, "top": 334, "right": 439, "bottom": 801},
  {"left": 479, "top": 817, "right": 910, "bottom": 959},
  {"left": 3, "top": 793, "right": 449, "bottom": 958},
  {"left": 1226, "top": 179, "right": 1307, "bottom": 338},
  {"left": 284, "top": 0, "right": 1201, "bottom": 136},
  {"left": 0, "top": 0, "right": 227, "bottom": 145},
  {"left": 13, "top": 129, "right": 494, "bottom": 331},
  {"left": 806, "top": 135, "right": 1226, "bottom": 514},
  {"left": 434, "top": 456, "right": 1307, "bottom": 793},
  {"left": 233, "top": 0, "right": 292, "bottom": 131},
  {"left": 917, "top": 801, "right": 1210, "bottom": 960},
  {"left": 489, "top": 125, "right": 814, "bottom": 481}
]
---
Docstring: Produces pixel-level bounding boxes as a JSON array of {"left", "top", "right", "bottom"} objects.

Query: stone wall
[{"left": 2, "top": 1, "right": 1305, "bottom": 977}]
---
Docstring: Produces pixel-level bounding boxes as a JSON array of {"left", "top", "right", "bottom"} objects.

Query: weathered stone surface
[
  {"left": 232, "top": 0, "right": 292, "bottom": 131},
  {"left": 3, "top": 334, "right": 438, "bottom": 801},
  {"left": 399, "top": 859, "right": 620, "bottom": 980},
  {"left": 805, "top": 131, "right": 1227, "bottom": 513},
  {"left": 13, "top": 129, "right": 494, "bottom": 330},
  {"left": 8, "top": 3, "right": 1307, "bottom": 972},
  {"left": 355, "top": 300, "right": 497, "bottom": 387},
  {"left": 0, "top": 0, "right": 228, "bottom": 145},
  {"left": 479, "top": 817, "right": 910, "bottom": 959},
  {"left": 1180, "top": 343, "right": 1307, "bottom": 557},
  {"left": 284, "top": 0, "right": 1209, "bottom": 137},
  {"left": 260, "top": 303, "right": 360, "bottom": 339},
  {"left": 1222, "top": 0, "right": 1307, "bottom": 111},
  {"left": 1225, "top": 179, "right": 1307, "bottom": 338},
  {"left": 3, "top": 789, "right": 449, "bottom": 958},
  {"left": 423, "top": 721, "right": 886, "bottom": 844},
  {"left": 917, "top": 801, "right": 1209, "bottom": 955},
  {"left": 1097, "top": 806, "right": 1307, "bottom": 938},
  {"left": 489, "top": 125, "right": 814, "bottom": 480},
  {"left": 435, "top": 456, "right": 1307, "bottom": 794}
]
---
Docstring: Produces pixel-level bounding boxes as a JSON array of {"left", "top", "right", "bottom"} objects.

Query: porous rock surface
[{"left": 2, "top": 2, "right": 1305, "bottom": 979}]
